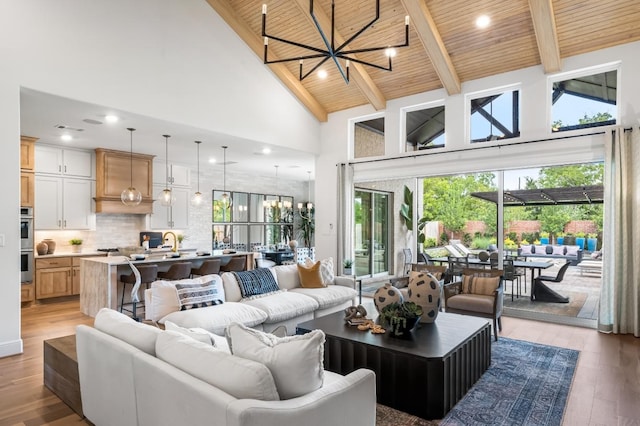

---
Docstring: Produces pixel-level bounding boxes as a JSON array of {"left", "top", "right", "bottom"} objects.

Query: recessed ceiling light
[
  {"left": 105, "top": 115, "right": 119, "bottom": 123},
  {"left": 262, "top": 147, "right": 271, "bottom": 154},
  {"left": 385, "top": 48, "right": 397, "bottom": 58},
  {"left": 476, "top": 15, "right": 490, "bottom": 29},
  {"left": 208, "top": 157, "right": 216, "bottom": 164},
  {"left": 318, "top": 69, "right": 328, "bottom": 79},
  {"left": 60, "top": 134, "right": 72, "bottom": 142}
]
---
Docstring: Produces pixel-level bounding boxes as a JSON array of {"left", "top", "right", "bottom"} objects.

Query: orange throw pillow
[{"left": 297, "top": 262, "right": 325, "bottom": 288}]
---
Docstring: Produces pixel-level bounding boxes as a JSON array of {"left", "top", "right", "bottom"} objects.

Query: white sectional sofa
[
  {"left": 77, "top": 309, "right": 376, "bottom": 426},
  {"left": 144, "top": 263, "right": 357, "bottom": 335}
]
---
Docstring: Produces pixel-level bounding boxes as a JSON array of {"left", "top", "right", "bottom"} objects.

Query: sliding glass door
[{"left": 354, "top": 189, "right": 390, "bottom": 277}]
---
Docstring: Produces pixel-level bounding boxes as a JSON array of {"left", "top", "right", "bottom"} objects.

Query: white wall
[
  {"left": 0, "top": 0, "right": 320, "bottom": 357},
  {"left": 314, "top": 41, "right": 640, "bottom": 265}
]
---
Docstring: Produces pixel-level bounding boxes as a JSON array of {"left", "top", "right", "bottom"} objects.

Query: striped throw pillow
[{"left": 175, "top": 280, "right": 224, "bottom": 310}]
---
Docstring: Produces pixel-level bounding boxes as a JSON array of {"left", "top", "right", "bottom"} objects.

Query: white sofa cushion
[
  {"left": 241, "top": 291, "right": 319, "bottom": 323},
  {"left": 163, "top": 320, "right": 231, "bottom": 352},
  {"left": 226, "top": 323, "right": 325, "bottom": 399},
  {"left": 156, "top": 331, "right": 280, "bottom": 401},
  {"left": 146, "top": 274, "right": 223, "bottom": 321},
  {"left": 271, "top": 264, "right": 300, "bottom": 290},
  {"left": 160, "top": 302, "right": 267, "bottom": 335},
  {"left": 94, "top": 308, "right": 162, "bottom": 355},
  {"left": 290, "top": 285, "right": 357, "bottom": 309}
]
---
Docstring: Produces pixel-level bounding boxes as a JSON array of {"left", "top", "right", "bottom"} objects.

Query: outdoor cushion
[
  {"left": 552, "top": 245, "right": 566, "bottom": 255},
  {"left": 241, "top": 291, "right": 319, "bottom": 323},
  {"left": 461, "top": 275, "right": 500, "bottom": 296},
  {"left": 290, "top": 285, "right": 356, "bottom": 309},
  {"left": 520, "top": 245, "right": 533, "bottom": 255},
  {"left": 566, "top": 246, "right": 580, "bottom": 256},
  {"left": 545, "top": 245, "right": 554, "bottom": 254},
  {"left": 534, "top": 245, "right": 547, "bottom": 254},
  {"left": 446, "top": 294, "right": 495, "bottom": 314}
]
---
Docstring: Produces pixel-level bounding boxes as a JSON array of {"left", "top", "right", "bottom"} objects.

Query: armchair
[{"left": 443, "top": 268, "right": 504, "bottom": 341}]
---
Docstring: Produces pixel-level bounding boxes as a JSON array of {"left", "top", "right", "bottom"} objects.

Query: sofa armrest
[
  {"left": 443, "top": 280, "right": 462, "bottom": 302},
  {"left": 226, "top": 369, "right": 376, "bottom": 426},
  {"left": 333, "top": 275, "right": 356, "bottom": 288}
]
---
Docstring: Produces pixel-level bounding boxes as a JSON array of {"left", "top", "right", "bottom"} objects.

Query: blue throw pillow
[{"left": 234, "top": 268, "right": 280, "bottom": 298}]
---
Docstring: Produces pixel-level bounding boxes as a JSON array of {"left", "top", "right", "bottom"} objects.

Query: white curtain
[
  {"left": 599, "top": 127, "right": 640, "bottom": 335},
  {"left": 337, "top": 163, "right": 354, "bottom": 274}
]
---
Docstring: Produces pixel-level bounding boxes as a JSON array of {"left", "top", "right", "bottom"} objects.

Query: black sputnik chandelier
[{"left": 261, "top": 0, "right": 409, "bottom": 83}]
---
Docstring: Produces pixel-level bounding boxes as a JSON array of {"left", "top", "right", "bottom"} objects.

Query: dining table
[{"left": 429, "top": 256, "right": 553, "bottom": 297}]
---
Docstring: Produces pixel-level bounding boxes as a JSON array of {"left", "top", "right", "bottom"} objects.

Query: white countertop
[{"left": 80, "top": 251, "right": 252, "bottom": 266}]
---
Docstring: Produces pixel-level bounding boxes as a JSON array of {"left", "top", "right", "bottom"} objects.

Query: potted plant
[
  {"left": 177, "top": 234, "right": 187, "bottom": 248},
  {"left": 564, "top": 232, "right": 576, "bottom": 246},
  {"left": 343, "top": 259, "right": 353, "bottom": 276},
  {"left": 556, "top": 232, "right": 565, "bottom": 245},
  {"left": 69, "top": 238, "right": 83, "bottom": 253},
  {"left": 539, "top": 231, "right": 550, "bottom": 245},
  {"left": 575, "top": 232, "right": 586, "bottom": 250},
  {"left": 379, "top": 301, "right": 423, "bottom": 338}
]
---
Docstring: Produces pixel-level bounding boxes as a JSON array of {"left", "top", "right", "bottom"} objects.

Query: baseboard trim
[{"left": 0, "top": 339, "right": 24, "bottom": 358}]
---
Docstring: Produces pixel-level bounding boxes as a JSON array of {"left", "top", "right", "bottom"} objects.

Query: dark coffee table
[{"left": 296, "top": 309, "right": 491, "bottom": 420}]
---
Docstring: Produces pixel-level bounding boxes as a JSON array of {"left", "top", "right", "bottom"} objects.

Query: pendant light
[
  {"left": 191, "top": 140, "right": 203, "bottom": 206},
  {"left": 159, "top": 134, "right": 174, "bottom": 206},
  {"left": 298, "top": 170, "right": 313, "bottom": 210},
  {"left": 221, "top": 146, "right": 231, "bottom": 206},
  {"left": 121, "top": 128, "right": 142, "bottom": 206}
]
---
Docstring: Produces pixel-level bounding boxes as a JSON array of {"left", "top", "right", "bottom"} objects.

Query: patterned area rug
[
  {"left": 376, "top": 338, "right": 578, "bottom": 426},
  {"left": 441, "top": 337, "right": 578, "bottom": 426},
  {"left": 503, "top": 290, "right": 587, "bottom": 317}
]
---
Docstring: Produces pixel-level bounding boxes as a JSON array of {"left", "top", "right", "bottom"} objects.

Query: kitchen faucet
[{"left": 163, "top": 231, "right": 178, "bottom": 252}]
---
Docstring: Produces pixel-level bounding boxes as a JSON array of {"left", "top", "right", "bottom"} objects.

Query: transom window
[
  {"left": 470, "top": 89, "right": 520, "bottom": 143},
  {"left": 354, "top": 117, "right": 385, "bottom": 159},
  {"left": 404, "top": 105, "right": 445, "bottom": 151}
]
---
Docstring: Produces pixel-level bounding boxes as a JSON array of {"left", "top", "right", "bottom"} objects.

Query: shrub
[
  {"left": 471, "top": 236, "right": 493, "bottom": 250},
  {"left": 439, "top": 232, "right": 449, "bottom": 245},
  {"left": 462, "top": 233, "right": 472, "bottom": 246},
  {"left": 508, "top": 231, "right": 517, "bottom": 241},
  {"left": 424, "top": 237, "right": 437, "bottom": 248}
]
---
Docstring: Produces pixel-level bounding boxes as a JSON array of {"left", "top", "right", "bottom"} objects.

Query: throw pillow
[
  {"left": 519, "top": 245, "right": 533, "bottom": 255},
  {"left": 156, "top": 331, "right": 279, "bottom": 401},
  {"left": 566, "top": 246, "right": 579, "bottom": 256},
  {"left": 461, "top": 275, "right": 500, "bottom": 296},
  {"left": 297, "top": 262, "right": 325, "bottom": 288},
  {"left": 147, "top": 275, "right": 224, "bottom": 322},
  {"left": 234, "top": 268, "right": 280, "bottom": 298},
  {"left": 164, "top": 320, "right": 214, "bottom": 346},
  {"left": 552, "top": 245, "right": 565, "bottom": 255},
  {"left": 534, "top": 245, "right": 546, "bottom": 254},
  {"left": 305, "top": 257, "right": 335, "bottom": 285},
  {"left": 94, "top": 308, "right": 162, "bottom": 355},
  {"left": 175, "top": 280, "right": 224, "bottom": 310},
  {"left": 226, "top": 323, "right": 325, "bottom": 400}
]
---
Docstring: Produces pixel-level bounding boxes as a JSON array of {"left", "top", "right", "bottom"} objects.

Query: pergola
[{"left": 470, "top": 185, "right": 604, "bottom": 207}]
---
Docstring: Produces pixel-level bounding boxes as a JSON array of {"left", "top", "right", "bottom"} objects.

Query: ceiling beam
[
  {"left": 205, "top": 0, "right": 328, "bottom": 122},
  {"left": 291, "top": 0, "right": 386, "bottom": 111},
  {"left": 528, "top": 0, "right": 562, "bottom": 73},
  {"left": 400, "top": 0, "right": 461, "bottom": 95}
]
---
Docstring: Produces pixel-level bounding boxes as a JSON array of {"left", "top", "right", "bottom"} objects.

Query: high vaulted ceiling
[{"left": 206, "top": 0, "right": 640, "bottom": 122}]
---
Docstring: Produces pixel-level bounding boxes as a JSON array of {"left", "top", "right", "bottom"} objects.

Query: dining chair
[{"left": 502, "top": 259, "right": 521, "bottom": 301}]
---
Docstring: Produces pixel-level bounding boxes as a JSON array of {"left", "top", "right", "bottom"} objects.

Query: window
[
  {"left": 550, "top": 70, "right": 617, "bottom": 132},
  {"left": 470, "top": 89, "right": 520, "bottom": 143},
  {"left": 404, "top": 104, "right": 445, "bottom": 151},
  {"left": 354, "top": 116, "right": 385, "bottom": 158}
]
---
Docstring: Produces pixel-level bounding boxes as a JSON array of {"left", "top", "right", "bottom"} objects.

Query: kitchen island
[{"left": 79, "top": 251, "right": 254, "bottom": 317}]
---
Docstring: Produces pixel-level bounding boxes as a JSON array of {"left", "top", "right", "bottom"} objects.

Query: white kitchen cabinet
[
  {"left": 153, "top": 160, "right": 190, "bottom": 187},
  {"left": 35, "top": 145, "right": 93, "bottom": 178},
  {"left": 150, "top": 185, "right": 189, "bottom": 229},
  {"left": 35, "top": 176, "right": 93, "bottom": 230}
]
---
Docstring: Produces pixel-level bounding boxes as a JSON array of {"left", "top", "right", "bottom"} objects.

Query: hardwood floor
[{"left": 1, "top": 300, "right": 638, "bottom": 425}]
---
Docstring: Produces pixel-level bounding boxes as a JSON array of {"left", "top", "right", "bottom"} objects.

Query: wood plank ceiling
[{"left": 206, "top": 0, "right": 640, "bottom": 122}]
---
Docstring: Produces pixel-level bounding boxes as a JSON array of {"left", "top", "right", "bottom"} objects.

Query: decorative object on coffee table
[
  {"left": 36, "top": 241, "right": 48, "bottom": 255},
  {"left": 406, "top": 271, "right": 441, "bottom": 323},
  {"left": 344, "top": 304, "right": 368, "bottom": 324},
  {"left": 43, "top": 238, "right": 56, "bottom": 254},
  {"left": 373, "top": 283, "right": 403, "bottom": 314},
  {"left": 379, "top": 301, "right": 422, "bottom": 338},
  {"left": 69, "top": 238, "right": 83, "bottom": 253}
]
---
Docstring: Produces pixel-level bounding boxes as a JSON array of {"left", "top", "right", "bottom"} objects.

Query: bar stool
[
  {"left": 191, "top": 259, "right": 221, "bottom": 277},
  {"left": 119, "top": 264, "right": 158, "bottom": 320},
  {"left": 157, "top": 262, "right": 192, "bottom": 280},
  {"left": 220, "top": 256, "right": 246, "bottom": 272}
]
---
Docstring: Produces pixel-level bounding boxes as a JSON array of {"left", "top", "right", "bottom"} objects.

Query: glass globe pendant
[{"left": 121, "top": 128, "right": 142, "bottom": 206}]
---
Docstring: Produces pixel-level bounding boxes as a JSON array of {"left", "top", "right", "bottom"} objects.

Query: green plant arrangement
[
  {"left": 379, "top": 301, "right": 423, "bottom": 337},
  {"left": 540, "top": 231, "right": 549, "bottom": 238},
  {"left": 69, "top": 238, "right": 83, "bottom": 245},
  {"left": 343, "top": 259, "right": 353, "bottom": 269},
  {"left": 587, "top": 233, "right": 597, "bottom": 239}
]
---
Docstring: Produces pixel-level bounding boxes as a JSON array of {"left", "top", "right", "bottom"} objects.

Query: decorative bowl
[{"left": 130, "top": 254, "right": 146, "bottom": 260}]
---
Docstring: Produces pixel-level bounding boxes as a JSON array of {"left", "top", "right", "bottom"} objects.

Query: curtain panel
[{"left": 599, "top": 127, "right": 640, "bottom": 336}]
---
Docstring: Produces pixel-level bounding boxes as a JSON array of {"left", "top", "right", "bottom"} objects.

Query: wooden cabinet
[
  {"left": 95, "top": 148, "right": 155, "bottom": 214},
  {"left": 150, "top": 185, "right": 189, "bottom": 229},
  {"left": 35, "top": 145, "right": 93, "bottom": 178},
  {"left": 35, "top": 255, "right": 103, "bottom": 299},
  {"left": 20, "top": 171, "right": 35, "bottom": 207},
  {"left": 35, "top": 176, "right": 92, "bottom": 230},
  {"left": 36, "top": 257, "right": 72, "bottom": 299},
  {"left": 21, "top": 136, "right": 37, "bottom": 171},
  {"left": 21, "top": 283, "right": 35, "bottom": 303}
]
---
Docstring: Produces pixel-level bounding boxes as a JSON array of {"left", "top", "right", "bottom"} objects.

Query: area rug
[
  {"left": 440, "top": 337, "right": 579, "bottom": 426},
  {"left": 503, "top": 290, "right": 587, "bottom": 317}
]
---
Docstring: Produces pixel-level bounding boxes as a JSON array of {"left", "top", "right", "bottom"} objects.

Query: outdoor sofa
[{"left": 517, "top": 244, "right": 583, "bottom": 265}]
